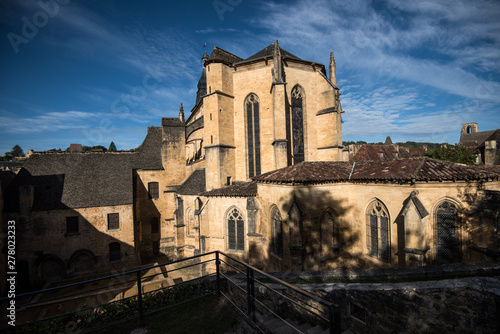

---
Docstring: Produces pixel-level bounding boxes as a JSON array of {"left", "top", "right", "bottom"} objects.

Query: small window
[
  {"left": 66, "top": 216, "right": 79, "bottom": 235},
  {"left": 226, "top": 176, "right": 232, "bottom": 185},
  {"left": 109, "top": 242, "right": 121, "bottom": 261},
  {"left": 148, "top": 182, "right": 159, "bottom": 199},
  {"left": 108, "top": 213, "right": 119, "bottom": 230},
  {"left": 151, "top": 217, "right": 160, "bottom": 234}
]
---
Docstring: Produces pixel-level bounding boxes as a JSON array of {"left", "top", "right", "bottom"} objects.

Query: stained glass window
[
  {"left": 246, "top": 94, "right": 261, "bottom": 177},
  {"left": 291, "top": 86, "right": 305, "bottom": 164},
  {"left": 227, "top": 208, "right": 245, "bottom": 251},
  {"left": 436, "top": 201, "right": 458, "bottom": 264},
  {"left": 366, "top": 201, "right": 390, "bottom": 262}
]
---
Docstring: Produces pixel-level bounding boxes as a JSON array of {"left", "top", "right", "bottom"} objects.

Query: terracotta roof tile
[
  {"left": 202, "top": 182, "right": 257, "bottom": 197},
  {"left": 351, "top": 144, "right": 411, "bottom": 162},
  {"left": 253, "top": 158, "right": 500, "bottom": 185}
]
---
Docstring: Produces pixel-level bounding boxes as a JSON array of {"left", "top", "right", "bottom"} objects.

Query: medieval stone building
[{"left": 3, "top": 41, "right": 500, "bottom": 289}]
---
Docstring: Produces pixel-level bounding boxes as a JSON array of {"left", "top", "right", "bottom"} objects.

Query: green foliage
[
  {"left": 82, "top": 145, "right": 107, "bottom": 152},
  {"left": 343, "top": 140, "right": 367, "bottom": 146},
  {"left": 422, "top": 145, "right": 477, "bottom": 165},
  {"left": 4, "top": 144, "right": 24, "bottom": 159},
  {"left": 108, "top": 141, "right": 117, "bottom": 152}
]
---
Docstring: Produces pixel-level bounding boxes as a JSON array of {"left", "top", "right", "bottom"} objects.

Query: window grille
[
  {"left": 148, "top": 182, "right": 159, "bottom": 199},
  {"left": 108, "top": 213, "right": 119, "bottom": 230}
]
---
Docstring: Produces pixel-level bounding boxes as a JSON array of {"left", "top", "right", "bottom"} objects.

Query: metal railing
[{"left": 1, "top": 251, "right": 340, "bottom": 333}]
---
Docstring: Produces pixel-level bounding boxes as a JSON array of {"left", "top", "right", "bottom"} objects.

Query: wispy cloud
[
  {"left": 0, "top": 110, "right": 103, "bottom": 134},
  {"left": 256, "top": 0, "right": 500, "bottom": 101}
]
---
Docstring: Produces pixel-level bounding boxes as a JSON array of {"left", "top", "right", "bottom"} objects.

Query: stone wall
[{"left": 228, "top": 264, "right": 500, "bottom": 334}]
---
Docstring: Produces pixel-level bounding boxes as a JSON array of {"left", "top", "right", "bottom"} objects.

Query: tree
[
  {"left": 108, "top": 141, "right": 117, "bottom": 152},
  {"left": 4, "top": 144, "right": 24, "bottom": 160},
  {"left": 422, "top": 145, "right": 476, "bottom": 165}
]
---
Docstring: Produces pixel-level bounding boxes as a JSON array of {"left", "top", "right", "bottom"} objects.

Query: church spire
[
  {"left": 179, "top": 103, "right": 185, "bottom": 123},
  {"left": 329, "top": 51, "right": 337, "bottom": 85},
  {"left": 273, "top": 39, "right": 283, "bottom": 83}
]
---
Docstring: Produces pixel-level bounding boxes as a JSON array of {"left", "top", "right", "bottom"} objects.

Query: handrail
[
  {"left": 3, "top": 251, "right": 340, "bottom": 334},
  {"left": 0, "top": 251, "right": 218, "bottom": 302},
  {"left": 220, "top": 252, "right": 337, "bottom": 308}
]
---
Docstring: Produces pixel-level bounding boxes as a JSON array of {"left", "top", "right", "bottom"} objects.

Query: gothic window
[
  {"left": 289, "top": 202, "right": 302, "bottom": 248},
  {"left": 227, "top": 207, "right": 245, "bottom": 251},
  {"left": 109, "top": 242, "right": 121, "bottom": 261},
  {"left": 148, "top": 182, "right": 159, "bottom": 199},
  {"left": 436, "top": 201, "right": 459, "bottom": 264},
  {"left": 66, "top": 216, "right": 79, "bottom": 235},
  {"left": 291, "top": 85, "right": 305, "bottom": 164},
  {"left": 107, "top": 213, "right": 119, "bottom": 230},
  {"left": 246, "top": 94, "right": 261, "bottom": 177},
  {"left": 271, "top": 206, "right": 283, "bottom": 258},
  {"left": 320, "top": 210, "right": 340, "bottom": 257},
  {"left": 366, "top": 200, "right": 390, "bottom": 262}
]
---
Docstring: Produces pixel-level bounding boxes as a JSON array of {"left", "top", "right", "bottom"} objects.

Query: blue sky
[{"left": 1, "top": 0, "right": 499, "bottom": 154}]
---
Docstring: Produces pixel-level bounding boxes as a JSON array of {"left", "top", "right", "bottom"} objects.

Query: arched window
[
  {"left": 366, "top": 200, "right": 390, "bottom": 262},
  {"left": 271, "top": 206, "right": 283, "bottom": 258},
  {"left": 436, "top": 201, "right": 459, "bottom": 264},
  {"left": 466, "top": 125, "right": 472, "bottom": 134},
  {"left": 320, "top": 210, "right": 340, "bottom": 258},
  {"left": 109, "top": 242, "right": 121, "bottom": 261},
  {"left": 291, "top": 85, "right": 305, "bottom": 164},
  {"left": 227, "top": 207, "right": 245, "bottom": 251},
  {"left": 246, "top": 94, "right": 261, "bottom": 177}
]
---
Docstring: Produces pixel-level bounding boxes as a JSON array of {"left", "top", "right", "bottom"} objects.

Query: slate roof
[
  {"left": 205, "top": 46, "right": 243, "bottom": 66},
  {"left": 4, "top": 127, "right": 163, "bottom": 211},
  {"left": 176, "top": 169, "right": 206, "bottom": 195},
  {"left": 351, "top": 144, "right": 412, "bottom": 162},
  {"left": 460, "top": 130, "right": 496, "bottom": 149},
  {"left": 202, "top": 182, "right": 257, "bottom": 197},
  {"left": 243, "top": 44, "right": 302, "bottom": 62},
  {"left": 253, "top": 158, "right": 500, "bottom": 184}
]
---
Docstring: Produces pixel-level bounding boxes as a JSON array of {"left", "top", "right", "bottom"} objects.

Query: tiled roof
[
  {"left": 176, "top": 169, "right": 206, "bottom": 195},
  {"left": 408, "top": 148, "right": 425, "bottom": 157},
  {"left": 351, "top": 144, "right": 412, "bottom": 162},
  {"left": 202, "top": 182, "right": 257, "bottom": 197},
  {"left": 253, "top": 158, "right": 500, "bottom": 184},
  {"left": 4, "top": 127, "right": 164, "bottom": 211},
  {"left": 253, "top": 161, "right": 353, "bottom": 183},
  {"left": 206, "top": 46, "right": 243, "bottom": 66}
]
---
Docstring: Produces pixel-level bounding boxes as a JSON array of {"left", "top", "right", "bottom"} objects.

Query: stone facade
[{"left": 3, "top": 41, "right": 500, "bottom": 292}]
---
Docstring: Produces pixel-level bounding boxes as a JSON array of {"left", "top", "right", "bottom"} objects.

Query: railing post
[
  {"left": 329, "top": 304, "right": 340, "bottom": 334},
  {"left": 137, "top": 271, "right": 145, "bottom": 324},
  {"left": 215, "top": 252, "right": 221, "bottom": 297},
  {"left": 246, "top": 266, "right": 255, "bottom": 322}
]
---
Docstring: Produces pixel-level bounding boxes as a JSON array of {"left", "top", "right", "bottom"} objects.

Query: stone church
[{"left": 3, "top": 41, "right": 500, "bottom": 289}]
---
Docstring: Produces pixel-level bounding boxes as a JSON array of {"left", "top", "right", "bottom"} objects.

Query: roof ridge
[
  {"left": 411, "top": 157, "right": 427, "bottom": 181},
  {"left": 212, "top": 46, "right": 242, "bottom": 60}
]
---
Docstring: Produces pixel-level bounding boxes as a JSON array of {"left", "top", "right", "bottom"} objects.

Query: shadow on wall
[
  {"left": 133, "top": 172, "right": 163, "bottom": 263},
  {"left": 2, "top": 169, "right": 138, "bottom": 293},
  {"left": 251, "top": 187, "right": 388, "bottom": 272}
]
